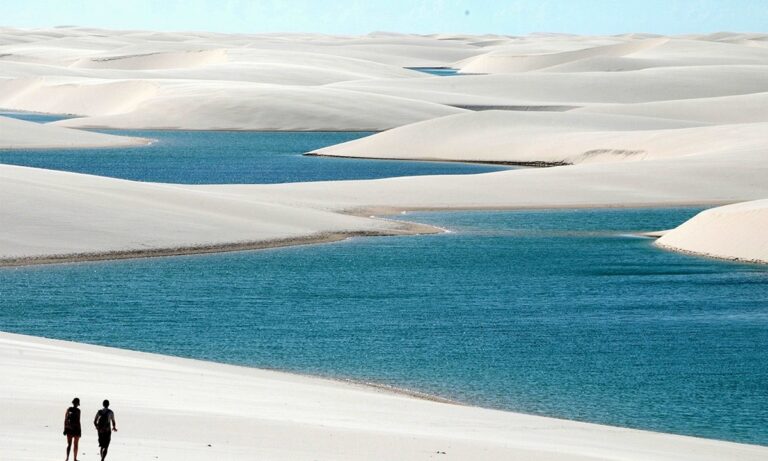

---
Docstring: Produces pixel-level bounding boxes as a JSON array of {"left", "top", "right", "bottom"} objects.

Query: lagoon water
[
  {"left": 0, "top": 113, "right": 505, "bottom": 184},
  {"left": 407, "top": 67, "right": 460, "bottom": 76},
  {"left": 1, "top": 209, "right": 767, "bottom": 445}
]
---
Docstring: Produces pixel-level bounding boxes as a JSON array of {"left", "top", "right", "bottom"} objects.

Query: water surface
[
  {"left": 0, "top": 112, "right": 506, "bottom": 184},
  {"left": 2, "top": 208, "right": 766, "bottom": 445},
  {"left": 407, "top": 67, "right": 460, "bottom": 76}
]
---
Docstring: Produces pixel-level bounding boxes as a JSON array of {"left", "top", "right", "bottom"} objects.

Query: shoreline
[
  {"left": 0, "top": 328, "right": 755, "bottom": 445},
  {"left": 1, "top": 202, "right": 729, "bottom": 268},
  {"left": 654, "top": 240, "right": 768, "bottom": 265},
  {"left": 0, "top": 221, "right": 440, "bottom": 268},
  {"left": 305, "top": 151, "right": 571, "bottom": 168},
  {"left": 0, "top": 137, "right": 152, "bottom": 150},
  {"left": 2, "top": 329, "right": 767, "bottom": 460}
]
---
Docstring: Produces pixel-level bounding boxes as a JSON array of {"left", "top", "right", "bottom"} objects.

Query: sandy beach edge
[
  {"left": 305, "top": 152, "right": 571, "bottom": 168},
  {"left": 654, "top": 240, "right": 768, "bottom": 265},
  {"left": 2, "top": 201, "right": 736, "bottom": 268},
  {"left": 3, "top": 329, "right": 768, "bottom": 461},
  {"left": 0, "top": 220, "right": 441, "bottom": 268}
]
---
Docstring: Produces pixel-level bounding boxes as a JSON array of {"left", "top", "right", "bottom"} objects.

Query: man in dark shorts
[{"left": 93, "top": 399, "right": 117, "bottom": 461}]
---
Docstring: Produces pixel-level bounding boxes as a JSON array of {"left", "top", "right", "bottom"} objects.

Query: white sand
[
  {"left": 456, "top": 37, "right": 768, "bottom": 73},
  {"left": 0, "top": 164, "right": 411, "bottom": 261},
  {"left": 0, "top": 115, "right": 147, "bottom": 149},
  {"left": 204, "top": 147, "right": 767, "bottom": 212},
  {"left": 330, "top": 65, "right": 768, "bottom": 107},
  {"left": 656, "top": 199, "right": 768, "bottom": 263},
  {"left": 576, "top": 92, "right": 768, "bottom": 124},
  {"left": 51, "top": 81, "right": 464, "bottom": 131},
  {"left": 0, "top": 27, "right": 474, "bottom": 130},
  {"left": 3, "top": 331, "right": 766, "bottom": 461},
  {"left": 312, "top": 110, "right": 730, "bottom": 164}
]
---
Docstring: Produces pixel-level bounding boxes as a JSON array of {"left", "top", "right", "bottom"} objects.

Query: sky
[{"left": 1, "top": 0, "right": 766, "bottom": 35}]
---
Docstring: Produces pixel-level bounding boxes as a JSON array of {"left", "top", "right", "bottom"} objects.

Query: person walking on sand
[
  {"left": 64, "top": 397, "right": 81, "bottom": 461},
  {"left": 94, "top": 399, "right": 117, "bottom": 461}
]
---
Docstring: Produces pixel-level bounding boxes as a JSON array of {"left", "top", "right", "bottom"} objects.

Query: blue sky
[{"left": 2, "top": 0, "right": 766, "bottom": 35}]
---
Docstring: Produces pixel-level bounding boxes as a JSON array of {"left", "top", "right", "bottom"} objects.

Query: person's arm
[
  {"left": 111, "top": 412, "right": 118, "bottom": 432},
  {"left": 93, "top": 411, "right": 100, "bottom": 428},
  {"left": 64, "top": 409, "right": 69, "bottom": 430}
]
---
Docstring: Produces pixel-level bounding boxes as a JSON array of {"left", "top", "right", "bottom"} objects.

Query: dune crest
[
  {"left": 70, "top": 48, "right": 229, "bottom": 70},
  {"left": 456, "top": 38, "right": 670, "bottom": 73}
]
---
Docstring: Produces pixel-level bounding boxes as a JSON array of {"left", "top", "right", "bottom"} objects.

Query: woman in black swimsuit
[{"left": 64, "top": 397, "right": 81, "bottom": 461}]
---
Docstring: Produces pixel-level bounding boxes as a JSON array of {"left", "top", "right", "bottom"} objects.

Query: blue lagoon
[{"left": 1, "top": 208, "right": 766, "bottom": 444}]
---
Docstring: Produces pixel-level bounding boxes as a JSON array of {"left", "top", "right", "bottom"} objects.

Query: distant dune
[{"left": 1, "top": 27, "right": 767, "bottom": 265}]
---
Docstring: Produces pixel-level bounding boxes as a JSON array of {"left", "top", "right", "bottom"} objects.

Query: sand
[
  {"left": 0, "top": 163, "right": 422, "bottom": 263},
  {"left": 655, "top": 199, "right": 768, "bottom": 263},
  {"left": 3, "top": 331, "right": 767, "bottom": 461},
  {"left": 0, "top": 115, "right": 147, "bottom": 149}
]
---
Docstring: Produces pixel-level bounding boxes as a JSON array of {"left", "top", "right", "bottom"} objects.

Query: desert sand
[
  {"left": 0, "top": 163, "right": 419, "bottom": 263},
  {"left": 656, "top": 199, "right": 768, "bottom": 263},
  {"left": 3, "top": 331, "right": 767, "bottom": 461},
  {"left": 0, "top": 115, "right": 147, "bottom": 149},
  {"left": 2, "top": 27, "right": 768, "bottom": 460}
]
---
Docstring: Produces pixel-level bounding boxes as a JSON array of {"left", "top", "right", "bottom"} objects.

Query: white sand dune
[
  {"left": 5, "top": 29, "right": 768, "bottom": 131},
  {"left": 456, "top": 38, "right": 670, "bottom": 73},
  {"left": 50, "top": 81, "right": 464, "bottom": 131},
  {"left": 456, "top": 37, "right": 768, "bottom": 73},
  {"left": 70, "top": 48, "right": 229, "bottom": 70},
  {"left": 311, "top": 110, "right": 721, "bottom": 164},
  {"left": 1, "top": 28, "right": 473, "bottom": 130},
  {"left": 3, "top": 331, "right": 766, "bottom": 461},
  {"left": 0, "top": 115, "right": 146, "bottom": 149},
  {"left": 0, "top": 53, "right": 425, "bottom": 86},
  {"left": 0, "top": 164, "right": 409, "bottom": 261},
  {"left": 331, "top": 65, "right": 768, "bottom": 107},
  {"left": 0, "top": 77, "right": 159, "bottom": 116},
  {"left": 656, "top": 199, "right": 768, "bottom": 263},
  {"left": 577, "top": 92, "right": 768, "bottom": 123},
  {"left": 0, "top": 74, "right": 462, "bottom": 131},
  {"left": 203, "top": 146, "right": 767, "bottom": 214}
]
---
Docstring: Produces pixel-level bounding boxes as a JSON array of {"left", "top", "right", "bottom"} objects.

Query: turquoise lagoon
[
  {"left": 1, "top": 209, "right": 766, "bottom": 445},
  {"left": 0, "top": 114, "right": 506, "bottom": 184}
]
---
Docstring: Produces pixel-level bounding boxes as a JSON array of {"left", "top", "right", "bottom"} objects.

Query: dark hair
[
  {"left": 72, "top": 397, "right": 80, "bottom": 406},
  {"left": 103, "top": 399, "right": 110, "bottom": 408}
]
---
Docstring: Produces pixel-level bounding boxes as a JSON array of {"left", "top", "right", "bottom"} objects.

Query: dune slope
[
  {"left": 0, "top": 115, "right": 146, "bottom": 149},
  {"left": 655, "top": 199, "right": 768, "bottom": 263},
  {"left": 0, "top": 164, "right": 410, "bottom": 262},
  {"left": 2, "top": 332, "right": 767, "bottom": 461}
]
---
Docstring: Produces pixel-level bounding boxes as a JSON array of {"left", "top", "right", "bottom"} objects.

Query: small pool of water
[
  {"left": 0, "top": 110, "right": 75, "bottom": 123},
  {"left": 407, "top": 67, "right": 460, "bottom": 76}
]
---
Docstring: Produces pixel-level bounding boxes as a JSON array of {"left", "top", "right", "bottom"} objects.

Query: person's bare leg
[
  {"left": 100, "top": 446, "right": 108, "bottom": 461},
  {"left": 66, "top": 434, "right": 72, "bottom": 461},
  {"left": 73, "top": 437, "right": 79, "bottom": 461}
]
